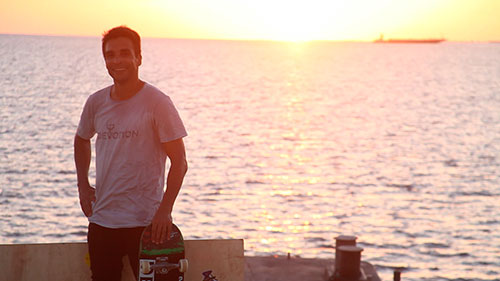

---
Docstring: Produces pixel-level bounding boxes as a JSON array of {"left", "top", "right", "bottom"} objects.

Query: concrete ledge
[{"left": 0, "top": 240, "right": 244, "bottom": 281}]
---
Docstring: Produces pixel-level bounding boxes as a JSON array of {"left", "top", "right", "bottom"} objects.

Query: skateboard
[{"left": 138, "top": 223, "right": 188, "bottom": 281}]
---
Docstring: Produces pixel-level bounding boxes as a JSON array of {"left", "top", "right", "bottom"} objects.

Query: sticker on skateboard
[{"left": 202, "top": 270, "right": 219, "bottom": 281}]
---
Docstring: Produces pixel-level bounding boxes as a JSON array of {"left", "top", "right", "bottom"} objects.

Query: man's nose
[{"left": 107, "top": 55, "right": 123, "bottom": 64}]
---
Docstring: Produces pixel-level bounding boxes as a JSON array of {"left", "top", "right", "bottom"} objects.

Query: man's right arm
[{"left": 74, "top": 134, "right": 95, "bottom": 217}]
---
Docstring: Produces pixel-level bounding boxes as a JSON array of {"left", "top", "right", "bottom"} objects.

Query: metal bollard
[
  {"left": 393, "top": 269, "right": 401, "bottom": 281},
  {"left": 337, "top": 245, "right": 364, "bottom": 280},
  {"left": 335, "top": 235, "right": 357, "bottom": 273}
]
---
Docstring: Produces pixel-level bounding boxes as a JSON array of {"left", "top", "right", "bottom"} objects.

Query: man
[{"left": 74, "top": 26, "right": 188, "bottom": 281}]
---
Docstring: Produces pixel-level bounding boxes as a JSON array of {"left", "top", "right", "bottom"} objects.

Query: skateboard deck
[{"left": 138, "top": 224, "right": 188, "bottom": 281}]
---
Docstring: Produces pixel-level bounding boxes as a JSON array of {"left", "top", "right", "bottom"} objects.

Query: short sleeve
[
  {"left": 153, "top": 96, "right": 187, "bottom": 143},
  {"left": 76, "top": 97, "right": 96, "bottom": 140}
]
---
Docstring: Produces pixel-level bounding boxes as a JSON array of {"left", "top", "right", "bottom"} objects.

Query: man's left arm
[{"left": 151, "top": 138, "right": 188, "bottom": 244}]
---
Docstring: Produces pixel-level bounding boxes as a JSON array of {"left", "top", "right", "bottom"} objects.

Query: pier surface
[{"left": 245, "top": 255, "right": 381, "bottom": 281}]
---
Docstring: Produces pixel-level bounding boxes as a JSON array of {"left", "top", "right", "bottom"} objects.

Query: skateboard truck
[{"left": 141, "top": 257, "right": 189, "bottom": 274}]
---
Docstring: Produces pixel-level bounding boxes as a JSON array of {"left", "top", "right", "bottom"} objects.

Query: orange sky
[{"left": 1, "top": 0, "right": 499, "bottom": 41}]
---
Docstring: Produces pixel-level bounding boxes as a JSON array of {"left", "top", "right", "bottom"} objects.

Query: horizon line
[{"left": 0, "top": 32, "right": 497, "bottom": 43}]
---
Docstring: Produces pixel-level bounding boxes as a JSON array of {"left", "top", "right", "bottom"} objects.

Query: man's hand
[
  {"left": 78, "top": 184, "right": 96, "bottom": 217},
  {"left": 151, "top": 206, "right": 173, "bottom": 244}
]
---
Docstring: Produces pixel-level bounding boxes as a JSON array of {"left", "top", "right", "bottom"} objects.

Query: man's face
[{"left": 103, "top": 37, "right": 141, "bottom": 84}]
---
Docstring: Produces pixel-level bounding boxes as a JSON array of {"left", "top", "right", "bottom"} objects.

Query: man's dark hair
[{"left": 102, "top": 26, "right": 141, "bottom": 56}]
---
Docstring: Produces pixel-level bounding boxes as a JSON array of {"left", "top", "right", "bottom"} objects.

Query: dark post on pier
[{"left": 329, "top": 235, "right": 382, "bottom": 281}]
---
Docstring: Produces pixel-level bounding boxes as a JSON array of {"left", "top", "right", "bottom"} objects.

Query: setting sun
[{"left": 240, "top": 0, "right": 336, "bottom": 42}]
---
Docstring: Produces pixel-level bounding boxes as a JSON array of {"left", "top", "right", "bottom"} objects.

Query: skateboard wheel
[
  {"left": 179, "top": 259, "right": 188, "bottom": 273},
  {"left": 140, "top": 260, "right": 151, "bottom": 274}
]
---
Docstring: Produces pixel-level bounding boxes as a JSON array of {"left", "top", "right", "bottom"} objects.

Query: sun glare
[
  {"left": 257, "top": 0, "right": 337, "bottom": 42},
  {"left": 250, "top": 0, "right": 388, "bottom": 42},
  {"left": 1, "top": 0, "right": 500, "bottom": 42}
]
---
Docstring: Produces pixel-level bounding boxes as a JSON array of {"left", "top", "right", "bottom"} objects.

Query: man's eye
[
  {"left": 120, "top": 52, "right": 132, "bottom": 58},
  {"left": 104, "top": 53, "right": 115, "bottom": 60}
]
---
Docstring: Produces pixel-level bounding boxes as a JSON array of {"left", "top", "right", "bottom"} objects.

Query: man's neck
[{"left": 111, "top": 79, "right": 145, "bottom": 101}]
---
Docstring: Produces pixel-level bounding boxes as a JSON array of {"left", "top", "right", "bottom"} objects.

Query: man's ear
[{"left": 137, "top": 53, "right": 142, "bottom": 66}]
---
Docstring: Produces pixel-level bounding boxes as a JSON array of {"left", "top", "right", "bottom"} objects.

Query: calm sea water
[{"left": 1, "top": 34, "right": 500, "bottom": 280}]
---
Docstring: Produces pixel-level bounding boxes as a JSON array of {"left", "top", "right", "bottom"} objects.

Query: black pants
[{"left": 87, "top": 223, "right": 146, "bottom": 281}]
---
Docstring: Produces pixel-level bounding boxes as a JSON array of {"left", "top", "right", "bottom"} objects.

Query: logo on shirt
[
  {"left": 106, "top": 121, "right": 115, "bottom": 131},
  {"left": 97, "top": 121, "right": 139, "bottom": 140}
]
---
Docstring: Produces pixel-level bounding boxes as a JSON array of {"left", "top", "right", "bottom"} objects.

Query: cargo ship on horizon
[{"left": 374, "top": 34, "right": 445, "bottom": 44}]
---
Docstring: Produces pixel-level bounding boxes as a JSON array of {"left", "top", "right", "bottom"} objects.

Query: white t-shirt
[{"left": 77, "top": 83, "right": 187, "bottom": 228}]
